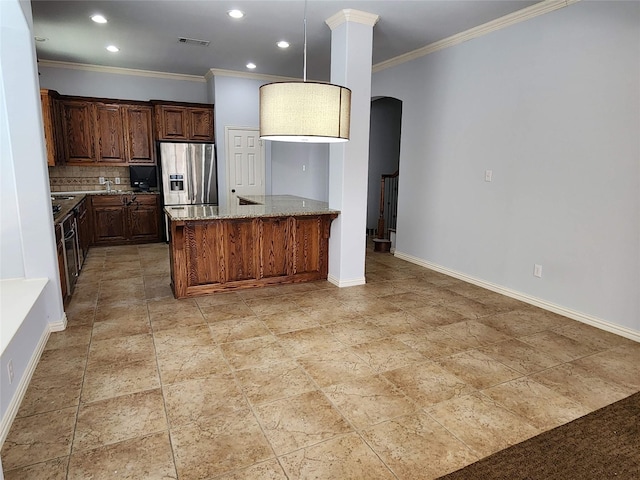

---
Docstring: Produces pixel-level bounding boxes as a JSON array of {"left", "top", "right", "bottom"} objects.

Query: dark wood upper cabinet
[
  {"left": 47, "top": 93, "right": 212, "bottom": 165},
  {"left": 61, "top": 100, "right": 95, "bottom": 164},
  {"left": 123, "top": 106, "right": 155, "bottom": 164},
  {"left": 95, "top": 103, "right": 126, "bottom": 164},
  {"left": 40, "top": 89, "right": 64, "bottom": 166},
  {"left": 155, "top": 105, "right": 189, "bottom": 140},
  {"left": 153, "top": 102, "right": 214, "bottom": 142},
  {"left": 188, "top": 108, "right": 214, "bottom": 141}
]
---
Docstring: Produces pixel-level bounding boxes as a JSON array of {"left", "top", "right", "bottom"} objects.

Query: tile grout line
[
  {"left": 146, "top": 278, "right": 181, "bottom": 480},
  {"left": 65, "top": 250, "right": 101, "bottom": 478}
]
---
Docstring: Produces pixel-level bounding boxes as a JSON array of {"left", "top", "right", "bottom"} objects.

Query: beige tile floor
[{"left": 2, "top": 242, "right": 639, "bottom": 479}]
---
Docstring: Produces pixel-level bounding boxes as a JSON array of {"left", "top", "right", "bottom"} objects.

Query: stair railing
[{"left": 376, "top": 170, "right": 399, "bottom": 239}]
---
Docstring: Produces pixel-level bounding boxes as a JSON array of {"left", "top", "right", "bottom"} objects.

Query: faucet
[{"left": 104, "top": 179, "right": 113, "bottom": 193}]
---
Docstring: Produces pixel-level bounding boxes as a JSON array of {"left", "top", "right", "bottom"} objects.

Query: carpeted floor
[{"left": 438, "top": 391, "right": 640, "bottom": 480}]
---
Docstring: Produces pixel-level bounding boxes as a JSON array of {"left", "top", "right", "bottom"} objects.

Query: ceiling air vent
[{"left": 178, "top": 37, "right": 210, "bottom": 47}]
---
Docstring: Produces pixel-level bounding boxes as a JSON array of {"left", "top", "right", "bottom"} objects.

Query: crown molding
[
  {"left": 373, "top": 0, "right": 580, "bottom": 73},
  {"left": 205, "top": 68, "right": 299, "bottom": 83},
  {"left": 326, "top": 9, "right": 380, "bottom": 30},
  {"left": 38, "top": 60, "right": 313, "bottom": 84},
  {"left": 37, "top": 60, "right": 207, "bottom": 82}
]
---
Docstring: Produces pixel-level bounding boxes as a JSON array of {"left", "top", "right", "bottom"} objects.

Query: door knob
[{"left": 231, "top": 189, "right": 236, "bottom": 193}]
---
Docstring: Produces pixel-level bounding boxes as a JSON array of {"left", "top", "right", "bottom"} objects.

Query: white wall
[
  {"left": 211, "top": 74, "right": 276, "bottom": 208},
  {"left": 210, "top": 74, "right": 334, "bottom": 207},
  {"left": 271, "top": 143, "right": 329, "bottom": 202},
  {"left": 38, "top": 65, "right": 208, "bottom": 103},
  {"left": 1, "top": 0, "right": 65, "bottom": 433},
  {"left": 0, "top": 97, "right": 25, "bottom": 279},
  {"left": 372, "top": 1, "right": 640, "bottom": 334}
]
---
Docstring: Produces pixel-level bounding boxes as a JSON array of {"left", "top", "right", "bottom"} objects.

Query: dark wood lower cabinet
[
  {"left": 91, "top": 194, "right": 161, "bottom": 245},
  {"left": 77, "top": 198, "right": 90, "bottom": 259},
  {"left": 56, "top": 224, "right": 68, "bottom": 303},
  {"left": 128, "top": 197, "right": 160, "bottom": 241},
  {"left": 169, "top": 214, "right": 336, "bottom": 298},
  {"left": 92, "top": 196, "right": 128, "bottom": 244}
]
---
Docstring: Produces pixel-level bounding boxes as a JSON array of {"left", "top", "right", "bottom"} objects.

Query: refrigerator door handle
[{"left": 187, "top": 147, "right": 196, "bottom": 204}]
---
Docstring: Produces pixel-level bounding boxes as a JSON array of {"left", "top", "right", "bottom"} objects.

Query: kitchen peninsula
[{"left": 165, "top": 195, "right": 339, "bottom": 298}]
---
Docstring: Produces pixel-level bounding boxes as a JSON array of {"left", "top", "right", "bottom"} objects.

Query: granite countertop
[
  {"left": 52, "top": 194, "right": 87, "bottom": 225},
  {"left": 164, "top": 195, "right": 340, "bottom": 221},
  {"left": 52, "top": 190, "right": 160, "bottom": 226}
]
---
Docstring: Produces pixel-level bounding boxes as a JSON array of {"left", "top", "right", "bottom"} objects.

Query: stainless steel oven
[{"left": 61, "top": 212, "right": 80, "bottom": 294}]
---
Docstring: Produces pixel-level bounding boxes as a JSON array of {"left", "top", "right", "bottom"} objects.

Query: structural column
[{"left": 326, "top": 9, "right": 379, "bottom": 287}]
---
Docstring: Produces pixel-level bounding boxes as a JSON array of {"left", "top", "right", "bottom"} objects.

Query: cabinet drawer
[
  {"left": 91, "top": 195, "right": 124, "bottom": 207},
  {"left": 131, "top": 195, "right": 158, "bottom": 206}
]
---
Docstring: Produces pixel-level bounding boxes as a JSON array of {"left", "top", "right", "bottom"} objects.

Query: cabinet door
[
  {"left": 40, "top": 90, "right": 61, "bottom": 166},
  {"left": 188, "top": 107, "right": 214, "bottom": 141},
  {"left": 95, "top": 103, "right": 126, "bottom": 164},
  {"left": 61, "top": 100, "right": 95, "bottom": 164},
  {"left": 128, "top": 197, "right": 160, "bottom": 241},
  {"left": 293, "top": 217, "right": 322, "bottom": 274},
  {"left": 260, "top": 218, "right": 291, "bottom": 278},
  {"left": 92, "top": 196, "right": 127, "bottom": 244},
  {"left": 224, "top": 219, "right": 258, "bottom": 282},
  {"left": 155, "top": 105, "right": 189, "bottom": 140},
  {"left": 124, "top": 106, "right": 155, "bottom": 164},
  {"left": 183, "top": 221, "right": 224, "bottom": 286}
]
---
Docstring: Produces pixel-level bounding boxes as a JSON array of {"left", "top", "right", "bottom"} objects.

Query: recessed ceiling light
[
  {"left": 106, "top": 45, "right": 119, "bottom": 53},
  {"left": 228, "top": 10, "right": 244, "bottom": 19},
  {"left": 91, "top": 14, "right": 107, "bottom": 24},
  {"left": 246, "top": 62, "right": 256, "bottom": 70},
  {"left": 277, "top": 41, "right": 290, "bottom": 49}
]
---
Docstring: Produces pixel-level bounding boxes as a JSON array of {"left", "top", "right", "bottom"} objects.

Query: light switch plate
[{"left": 534, "top": 264, "right": 542, "bottom": 278}]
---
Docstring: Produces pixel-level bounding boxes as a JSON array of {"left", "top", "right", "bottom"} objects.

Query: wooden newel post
[{"left": 377, "top": 175, "right": 386, "bottom": 239}]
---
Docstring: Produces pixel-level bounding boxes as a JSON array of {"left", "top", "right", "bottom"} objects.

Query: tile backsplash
[{"left": 48, "top": 165, "right": 130, "bottom": 192}]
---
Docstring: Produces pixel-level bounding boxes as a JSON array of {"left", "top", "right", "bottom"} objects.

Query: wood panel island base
[{"left": 166, "top": 195, "right": 339, "bottom": 298}]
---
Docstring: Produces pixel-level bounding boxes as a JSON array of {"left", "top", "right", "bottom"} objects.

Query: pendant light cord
[{"left": 303, "top": 0, "right": 308, "bottom": 82}]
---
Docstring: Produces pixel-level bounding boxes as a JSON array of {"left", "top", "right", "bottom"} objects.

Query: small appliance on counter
[{"left": 129, "top": 165, "right": 158, "bottom": 192}]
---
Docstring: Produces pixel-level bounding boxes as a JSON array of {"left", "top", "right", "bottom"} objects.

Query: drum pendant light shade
[{"left": 260, "top": 81, "right": 351, "bottom": 143}]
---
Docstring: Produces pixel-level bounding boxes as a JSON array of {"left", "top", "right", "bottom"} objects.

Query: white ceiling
[{"left": 31, "top": 0, "right": 540, "bottom": 81}]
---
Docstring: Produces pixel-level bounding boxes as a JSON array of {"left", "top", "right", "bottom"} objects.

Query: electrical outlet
[
  {"left": 534, "top": 264, "right": 543, "bottom": 278},
  {"left": 99, "top": 177, "right": 105, "bottom": 184},
  {"left": 7, "top": 359, "right": 14, "bottom": 384},
  {"left": 485, "top": 170, "right": 493, "bottom": 182},
  {"left": 115, "top": 177, "right": 121, "bottom": 185}
]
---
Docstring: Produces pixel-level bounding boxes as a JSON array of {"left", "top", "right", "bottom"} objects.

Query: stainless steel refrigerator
[{"left": 160, "top": 142, "right": 218, "bottom": 207}]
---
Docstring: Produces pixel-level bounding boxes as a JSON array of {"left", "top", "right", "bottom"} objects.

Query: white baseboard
[
  {"left": 327, "top": 275, "right": 367, "bottom": 288},
  {"left": 394, "top": 251, "right": 640, "bottom": 343},
  {"left": 49, "top": 313, "right": 67, "bottom": 332},
  {"left": 0, "top": 317, "right": 62, "bottom": 446}
]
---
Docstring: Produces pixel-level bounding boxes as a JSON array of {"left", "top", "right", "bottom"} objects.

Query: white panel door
[{"left": 226, "top": 127, "right": 265, "bottom": 205}]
